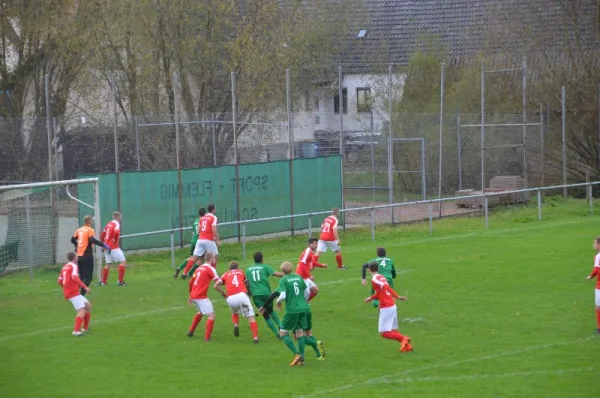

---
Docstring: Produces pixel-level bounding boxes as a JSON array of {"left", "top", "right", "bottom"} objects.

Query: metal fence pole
[
  {"left": 25, "top": 194, "right": 34, "bottom": 280},
  {"left": 437, "top": 63, "right": 445, "bottom": 218},
  {"left": 286, "top": 69, "right": 295, "bottom": 236},
  {"left": 338, "top": 66, "right": 346, "bottom": 226},
  {"left": 212, "top": 112, "right": 217, "bottom": 166},
  {"left": 308, "top": 214, "right": 312, "bottom": 238},
  {"left": 427, "top": 203, "right": 433, "bottom": 235},
  {"left": 598, "top": 84, "right": 600, "bottom": 177},
  {"left": 134, "top": 115, "right": 141, "bottom": 171},
  {"left": 44, "top": 74, "right": 54, "bottom": 209},
  {"left": 537, "top": 189, "right": 542, "bottom": 221},
  {"left": 484, "top": 195, "right": 489, "bottom": 228},
  {"left": 457, "top": 113, "right": 462, "bottom": 191},
  {"left": 112, "top": 73, "right": 122, "bottom": 212},
  {"left": 481, "top": 59, "right": 485, "bottom": 192},
  {"left": 93, "top": 180, "right": 103, "bottom": 282},
  {"left": 370, "top": 207, "right": 375, "bottom": 242},
  {"left": 522, "top": 57, "right": 528, "bottom": 187},
  {"left": 170, "top": 231, "right": 176, "bottom": 269},
  {"left": 241, "top": 222, "right": 246, "bottom": 260},
  {"left": 388, "top": 64, "right": 394, "bottom": 223},
  {"left": 561, "top": 86, "right": 567, "bottom": 198},
  {"left": 172, "top": 73, "right": 184, "bottom": 247},
  {"left": 540, "top": 104, "right": 544, "bottom": 187},
  {"left": 370, "top": 109, "right": 375, "bottom": 201},
  {"left": 232, "top": 71, "right": 242, "bottom": 241},
  {"left": 588, "top": 183, "right": 594, "bottom": 215},
  {"left": 421, "top": 139, "right": 426, "bottom": 200}
]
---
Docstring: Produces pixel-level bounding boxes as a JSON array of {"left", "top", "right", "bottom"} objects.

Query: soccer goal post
[{"left": 0, "top": 178, "right": 100, "bottom": 279}]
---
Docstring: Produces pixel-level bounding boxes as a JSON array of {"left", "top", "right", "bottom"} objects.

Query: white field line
[{"left": 297, "top": 335, "right": 597, "bottom": 397}]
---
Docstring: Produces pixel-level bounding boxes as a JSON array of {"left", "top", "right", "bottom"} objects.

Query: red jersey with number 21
[
  {"left": 221, "top": 269, "right": 248, "bottom": 296},
  {"left": 189, "top": 264, "right": 220, "bottom": 299},
  {"left": 371, "top": 274, "right": 399, "bottom": 309},
  {"left": 319, "top": 215, "right": 338, "bottom": 241},
  {"left": 198, "top": 213, "right": 218, "bottom": 241}
]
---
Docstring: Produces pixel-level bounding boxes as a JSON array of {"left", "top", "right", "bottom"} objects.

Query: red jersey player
[
  {"left": 183, "top": 203, "right": 220, "bottom": 276},
  {"left": 187, "top": 252, "right": 222, "bottom": 341},
  {"left": 214, "top": 261, "right": 259, "bottom": 343},
  {"left": 314, "top": 207, "right": 345, "bottom": 269},
  {"left": 58, "top": 252, "right": 92, "bottom": 336},
  {"left": 363, "top": 261, "right": 412, "bottom": 352},
  {"left": 100, "top": 211, "right": 127, "bottom": 286},
  {"left": 585, "top": 237, "right": 600, "bottom": 333},
  {"left": 297, "top": 238, "right": 327, "bottom": 302}
]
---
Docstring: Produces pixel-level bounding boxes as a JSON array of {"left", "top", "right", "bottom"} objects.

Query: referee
[{"left": 71, "top": 215, "right": 110, "bottom": 295}]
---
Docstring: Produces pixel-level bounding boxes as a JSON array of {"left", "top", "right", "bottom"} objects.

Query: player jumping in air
[
  {"left": 100, "top": 211, "right": 127, "bottom": 286},
  {"left": 58, "top": 253, "right": 92, "bottom": 336},
  {"left": 364, "top": 261, "right": 413, "bottom": 352},
  {"left": 187, "top": 253, "right": 222, "bottom": 341},
  {"left": 585, "top": 237, "right": 600, "bottom": 333},
  {"left": 245, "top": 252, "right": 284, "bottom": 338},
  {"left": 361, "top": 247, "right": 397, "bottom": 308},
  {"left": 314, "top": 207, "right": 345, "bottom": 269},
  {"left": 174, "top": 207, "right": 206, "bottom": 279},
  {"left": 214, "top": 261, "right": 260, "bottom": 343},
  {"left": 182, "top": 204, "right": 220, "bottom": 277},
  {"left": 297, "top": 238, "right": 327, "bottom": 302},
  {"left": 259, "top": 262, "right": 312, "bottom": 367}
]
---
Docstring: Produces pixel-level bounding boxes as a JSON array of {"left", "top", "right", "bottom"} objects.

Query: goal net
[{"left": 0, "top": 178, "right": 100, "bottom": 278}]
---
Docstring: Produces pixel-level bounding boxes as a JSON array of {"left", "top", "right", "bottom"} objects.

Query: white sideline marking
[
  {"left": 297, "top": 335, "right": 597, "bottom": 397},
  {"left": 0, "top": 306, "right": 183, "bottom": 342}
]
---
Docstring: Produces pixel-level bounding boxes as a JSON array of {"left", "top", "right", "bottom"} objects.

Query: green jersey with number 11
[
  {"left": 245, "top": 263, "right": 276, "bottom": 296},
  {"left": 191, "top": 217, "right": 200, "bottom": 243},
  {"left": 276, "top": 274, "right": 309, "bottom": 314}
]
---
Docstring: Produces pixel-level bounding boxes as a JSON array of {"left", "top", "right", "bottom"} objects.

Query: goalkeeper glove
[{"left": 103, "top": 244, "right": 111, "bottom": 254}]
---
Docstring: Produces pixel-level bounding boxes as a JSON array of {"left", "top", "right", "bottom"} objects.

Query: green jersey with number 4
[
  {"left": 276, "top": 273, "right": 309, "bottom": 314},
  {"left": 369, "top": 257, "right": 395, "bottom": 283},
  {"left": 245, "top": 263, "right": 276, "bottom": 296}
]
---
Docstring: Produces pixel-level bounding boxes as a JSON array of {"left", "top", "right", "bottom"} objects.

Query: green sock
[
  {"left": 187, "top": 264, "right": 200, "bottom": 277},
  {"left": 178, "top": 260, "right": 187, "bottom": 271},
  {"left": 271, "top": 312, "right": 282, "bottom": 327},
  {"left": 298, "top": 335, "right": 306, "bottom": 356},
  {"left": 304, "top": 336, "right": 321, "bottom": 357},
  {"left": 265, "top": 318, "right": 280, "bottom": 337},
  {"left": 282, "top": 335, "right": 298, "bottom": 354}
]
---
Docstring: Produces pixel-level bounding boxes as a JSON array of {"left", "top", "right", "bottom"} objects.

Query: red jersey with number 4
[
  {"left": 198, "top": 213, "right": 218, "bottom": 241},
  {"left": 591, "top": 253, "right": 600, "bottom": 289},
  {"left": 189, "top": 264, "right": 220, "bottom": 299},
  {"left": 297, "top": 248, "right": 314, "bottom": 279},
  {"left": 101, "top": 220, "right": 121, "bottom": 250},
  {"left": 221, "top": 269, "right": 248, "bottom": 296},
  {"left": 371, "top": 274, "right": 399, "bottom": 309},
  {"left": 319, "top": 215, "right": 338, "bottom": 241},
  {"left": 58, "top": 262, "right": 85, "bottom": 300}
]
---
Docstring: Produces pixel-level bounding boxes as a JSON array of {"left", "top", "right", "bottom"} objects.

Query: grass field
[{"left": 1, "top": 200, "right": 599, "bottom": 397}]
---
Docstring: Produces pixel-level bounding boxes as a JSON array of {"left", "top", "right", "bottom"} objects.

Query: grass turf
[{"left": 1, "top": 199, "right": 599, "bottom": 397}]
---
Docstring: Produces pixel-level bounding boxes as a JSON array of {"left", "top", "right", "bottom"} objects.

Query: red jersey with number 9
[
  {"left": 221, "top": 269, "right": 248, "bottom": 296},
  {"left": 189, "top": 264, "right": 219, "bottom": 299},
  {"left": 319, "top": 215, "right": 338, "bottom": 241},
  {"left": 198, "top": 213, "right": 218, "bottom": 241}
]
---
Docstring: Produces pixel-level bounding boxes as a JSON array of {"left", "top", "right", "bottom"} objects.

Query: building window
[
  {"left": 304, "top": 92, "right": 310, "bottom": 110},
  {"left": 334, "top": 88, "right": 348, "bottom": 114},
  {"left": 315, "top": 115, "right": 320, "bottom": 125},
  {"left": 357, "top": 87, "right": 372, "bottom": 113},
  {"left": 314, "top": 95, "right": 320, "bottom": 111}
]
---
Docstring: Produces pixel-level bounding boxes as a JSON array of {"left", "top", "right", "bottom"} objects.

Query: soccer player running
[
  {"left": 182, "top": 204, "right": 220, "bottom": 277},
  {"left": 214, "top": 261, "right": 260, "bottom": 343},
  {"left": 259, "top": 262, "right": 323, "bottom": 367},
  {"left": 297, "top": 238, "right": 327, "bottom": 302},
  {"left": 361, "top": 247, "right": 396, "bottom": 308},
  {"left": 174, "top": 207, "right": 206, "bottom": 279},
  {"left": 314, "top": 207, "right": 345, "bottom": 269},
  {"left": 585, "top": 237, "right": 600, "bottom": 333},
  {"left": 187, "top": 253, "right": 222, "bottom": 341},
  {"left": 364, "top": 262, "right": 413, "bottom": 352},
  {"left": 58, "top": 253, "right": 92, "bottom": 336},
  {"left": 71, "top": 215, "right": 111, "bottom": 295},
  {"left": 100, "top": 211, "right": 127, "bottom": 286},
  {"left": 245, "top": 252, "right": 284, "bottom": 338}
]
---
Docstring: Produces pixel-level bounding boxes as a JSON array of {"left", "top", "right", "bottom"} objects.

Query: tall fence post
[
  {"left": 522, "top": 57, "right": 528, "bottom": 188},
  {"left": 134, "top": 115, "right": 141, "bottom": 171},
  {"left": 437, "top": 62, "right": 445, "bottom": 218},
  {"left": 170, "top": 230, "right": 176, "bottom": 269},
  {"left": 231, "top": 71, "right": 241, "bottom": 241},
  {"left": 561, "top": 86, "right": 567, "bottom": 198},
  {"left": 540, "top": 104, "right": 544, "bottom": 187},
  {"left": 388, "top": 64, "right": 394, "bottom": 223},
  {"left": 370, "top": 207, "right": 375, "bottom": 242},
  {"left": 427, "top": 203, "right": 433, "bottom": 235},
  {"left": 112, "top": 73, "right": 122, "bottom": 212},
  {"left": 286, "top": 69, "right": 295, "bottom": 236},
  {"left": 484, "top": 195, "right": 489, "bottom": 228},
  {"left": 241, "top": 222, "right": 246, "bottom": 260},
  {"left": 481, "top": 58, "right": 486, "bottom": 192},
  {"left": 457, "top": 113, "right": 462, "bottom": 191},
  {"left": 211, "top": 112, "right": 217, "bottom": 166},
  {"left": 338, "top": 66, "right": 346, "bottom": 229},
  {"left": 308, "top": 213, "right": 312, "bottom": 238},
  {"left": 25, "top": 194, "right": 34, "bottom": 280},
  {"left": 588, "top": 183, "right": 594, "bottom": 216},
  {"left": 44, "top": 74, "right": 54, "bottom": 210},
  {"left": 173, "top": 73, "right": 184, "bottom": 247},
  {"left": 537, "top": 189, "right": 542, "bottom": 221}
]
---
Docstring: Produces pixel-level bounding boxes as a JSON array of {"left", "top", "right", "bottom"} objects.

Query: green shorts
[
  {"left": 281, "top": 311, "right": 309, "bottom": 332},
  {"left": 305, "top": 311, "right": 312, "bottom": 332},
  {"left": 252, "top": 295, "right": 273, "bottom": 313}
]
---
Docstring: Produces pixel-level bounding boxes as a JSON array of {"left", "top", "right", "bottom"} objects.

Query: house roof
[{"left": 340, "top": 0, "right": 599, "bottom": 73}]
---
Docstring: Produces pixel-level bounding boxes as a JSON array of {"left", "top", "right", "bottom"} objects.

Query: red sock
[
  {"left": 250, "top": 321, "right": 259, "bottom": 339},
  {"left": 83, "top": 313, "right": 91, "bottom": 329},
  {"left": 308, "top": 291, "right": 317, "bottom": 302},
  {"left": 118, "top": 265, "right": 126, "bottom": 283},
  {"left": 596, "top": 309, "right": 600, "bottom": 329},
  {"left": 335, "top": 254, "right": 343, "bottom": 268},
  {"left": 182, "top": 258, "right": 195, "bottom": 274},
  {"left": 74, "top": 316, "right": 83, "bottom": 332},
  {"left": 205, "top": 318, "right": 215, "bottom": 340},
  {"left": 382, "top": 330, "right": 405, "bottom": 342},
  {"left": 102, "top": 268, "right": 109, "bottom": 284},
  {"left": 232, "top": 313, "right": 239, "bottom": 325},
  {"left": 190, "top": 313, "right": 202, "bottom": 333}
]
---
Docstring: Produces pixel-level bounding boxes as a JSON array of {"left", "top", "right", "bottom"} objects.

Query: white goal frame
[{"left": 0, "top": 178, "right": 101, "bottom": 279}]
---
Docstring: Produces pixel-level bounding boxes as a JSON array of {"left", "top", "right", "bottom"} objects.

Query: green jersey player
[
  {"left": 245, "top": 252, "right": 283, "bottom": 338},
  {"left": 361, "top": 247, "right": 397, "bottom": 308},
  {"left": 174, "top": 207, "right": 205, "bottom": 279}
]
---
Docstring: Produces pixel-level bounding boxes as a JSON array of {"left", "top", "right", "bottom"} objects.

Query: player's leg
[
  {"left": 280, "top": 314, "right": 300, "bottom": 357},
  {"left": 595, "top": 289, "right": 600, "bottom": 332},
  {"left": 82, "top": 298, "right": 92, "bottom": 332},
  {"left": 227, "top": 295, "right": 241, "bottom": 337},
  {"left": 254, "top": 295, "right": 280, "bottom": 338},
  {"left": 111, "top": 249, "right": 127, "bottom": 286},
  {"left": 330, "top": 240, "right": 345, "bottom": 268},
  {"left": 69, "top": 296, "right": 87, "bottom": 336},
  {"left": 175, "top": 244, "right": 195, "bottom": 278},
  {"left": 302, "top": 312, "right": 324, "bottom": 359},
  {"left": 202, "top": 301, "right": 216, "bottom": 342},
  {"left": 102, "top": 251, "right": 112, "bottom": 285},
  {"left": 305, "top": 278, "right": 318, "bottom": 302},
  {"left": 241, "top": 294, "right": 259, "bottom": 342},
  {"left": 188, "top": 300, "right": 204, "bottom": 337},
  {"left": 314, "top": 240, "right": 327, "bottom": 264},
  {"left": 184, "top": 241, "right": 205, "bottom": 276},
  {"left": 78, "top": 256, "right": 93, "bottom": 295}
]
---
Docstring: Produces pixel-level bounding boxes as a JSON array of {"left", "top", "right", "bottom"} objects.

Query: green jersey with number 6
[
  {"left": 369, "top": 257, "right": 395, "bottom": 285},
  {"left": 245, "top": 263, "right": 276, "bottom": 296},
  {"left": 276, "top": 273, "right": 309, "bottom": 314}
]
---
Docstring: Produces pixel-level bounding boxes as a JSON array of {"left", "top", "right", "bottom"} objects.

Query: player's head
[
  {"left": 229, "top": 261, "right": 239, "bottom": 270},
  {"left": 376, "top": 247, "right": 386, "bottom": 257},
  {"left": 207, "top": 204, "right": 216, "bottom": 213},
  {"left": 199, "top": 207, "right": 207, "bottom": 217},
  {"left": 67, "top": 252, "right": 77, "bottom": 263},
  {"left": 204, "top": 252, "right": 216, "bottom": 265},
  {"left": 368, "top": 261, "right": 379, "bottom": 274},
  {"left": 83, "top": 215, "right": 94, "bottom": 226},
  {"left": 280, "top": 261, "right": 293, "bottom": 275},
  {"left": 594, "top": 237, "right": 600, "bottom": 251},
  {"left": 113, "top": 211, "right": 121, "bottom": 221},
  {"left": 332, "top": 207, "right": 339, "bottom": 217},
  {"left": 308, "top": 237, "right": 318, "bottom": 250},
  {"left": 253, "top": 252, "right": 263, "bottom": 263}
]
